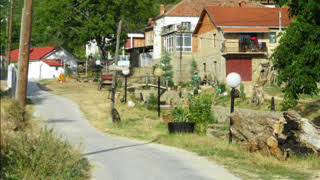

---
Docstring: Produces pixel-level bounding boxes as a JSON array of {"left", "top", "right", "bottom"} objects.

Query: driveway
[{"left": 28, "top": 82, "right": 240, "bottom": 180}]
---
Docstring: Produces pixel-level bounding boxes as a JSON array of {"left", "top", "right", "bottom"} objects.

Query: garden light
[{"left": 226, "top": 72, "right": 241, "bottom": 144}]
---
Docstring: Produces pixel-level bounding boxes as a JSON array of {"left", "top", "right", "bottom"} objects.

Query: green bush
[
  {"left": 146, "top": 93, "right": 158, "bottom": 110},
  {"left": 189, "top": 93, "right": 216, "bottom": 134},
  {"left": 240, "top": 83, "right": 246, "bottom": 101},
  {"left": 217, "top": 82, "right": 226, "bottom": 94},
  {"left": 160, "top": 53, "right": 174, "bottom": 87},
  {"left": 1, "top": 129, "right": 89, "bottom": 179},
  {"left": 2, "top": 100, "right": 28, "bottom": 130},
  {"left": 172, "top": 105, "right": 190, "bottom": 122}
]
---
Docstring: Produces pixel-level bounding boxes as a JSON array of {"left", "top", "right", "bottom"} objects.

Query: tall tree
[
  {"left": 272, "top": 0, "right": 320, "bottom": 109},
  {"left": 32, "top": 0, "right": 177, "bottom": 60}
]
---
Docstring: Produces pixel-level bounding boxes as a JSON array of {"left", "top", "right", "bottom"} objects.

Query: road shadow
[
  {"left": 82, "top": 138, "right": 159, "bottom": 157},
  {"left": 46, "top": 119, "right": 75, "bottom": 124}
]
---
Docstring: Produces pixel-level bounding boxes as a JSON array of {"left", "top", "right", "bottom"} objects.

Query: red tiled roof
[
  {"left": 205, "top": 6, "right": 291, "bottom": 27},
  {"left": 10, "top": 47, "right": 56, "bottom": 63},
  {"left": 42, "top": 59, "right": 64, "bottom": 67},
  {"left": 161, "top": 0, "right": 263, "bottom": 17}
]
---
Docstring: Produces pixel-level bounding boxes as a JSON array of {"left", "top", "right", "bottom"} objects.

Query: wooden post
[
  {"left": 15, "top": 0, "right": 33, "bottom": 108},
  {"left": 111, "top": 19, "right": 122, "bottom": 122},
  {"left": 5, "top": 0, "right": 15, "bottom": 67},
  {"left": 229, "top": 88, "right": 236, "bottom": 144},
  {"left": 157, "top": 76, "right": 161, "bottom": 117}
]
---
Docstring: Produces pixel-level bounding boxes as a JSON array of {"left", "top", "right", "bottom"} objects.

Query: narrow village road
[{"left": 28, "top": 82, "right": 240, "bottom": 180}]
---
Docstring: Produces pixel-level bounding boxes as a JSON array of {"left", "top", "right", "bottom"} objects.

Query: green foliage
[
  {"left": 146, "top": 93, "right": 158, "bottom": 110},
  {"left": 240, "top": 83, "right": 246, "bottom": 101},
  {"left": 160, "top": 53, "right": 174, "bottom": 86},
  {"left": 2, "top": 129, "right": 89, "bottom": 179},
  {"left": 172, "top": 105, "right": 190, "bottom": 122},
  {"left": 217, "top": 82, "right": 226, "bottom": 94},
  {"left": 189, "top": 93, "right": 216, "bottom": 134},
  {"left": 272, "top": 0, "right": 320, "bottom": 109}
]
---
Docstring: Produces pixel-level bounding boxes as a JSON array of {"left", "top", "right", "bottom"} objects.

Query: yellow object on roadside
[{"left": 58, "top": 74, "right": 66, "bottom": 83}]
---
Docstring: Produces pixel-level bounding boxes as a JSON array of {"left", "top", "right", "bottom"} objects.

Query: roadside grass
[
  {"left": 41, "top": 80, "right": 320, "bottom": 180},
  {"left": 1, "top": 97, "right": 90, "bottom": 179}
]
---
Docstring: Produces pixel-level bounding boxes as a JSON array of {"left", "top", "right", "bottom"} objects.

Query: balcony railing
[
  {"left": 222, "top": 40, "right": 268, "bottom": 54},
  {"left": 161, "top": 24, "right": 195, "bottom": 35}
]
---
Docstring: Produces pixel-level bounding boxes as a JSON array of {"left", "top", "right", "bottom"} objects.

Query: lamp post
[
  {"left": 226, "top": 72, "right": 241, "bottom": 144},
  {"left": 122, "top": 68, "right": 130, "bottom": 103},
  {"left": 154, "top": 67, "right": 164, "bottom": 117}
]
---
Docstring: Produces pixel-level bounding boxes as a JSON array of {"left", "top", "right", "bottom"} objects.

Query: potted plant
[{"left": 168, "top": 106, "right": 195, "bottom": 134}]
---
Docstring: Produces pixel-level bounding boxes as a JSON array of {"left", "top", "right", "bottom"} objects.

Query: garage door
[{"left": 226, "top": 58, "right": 252, "bottom": 81}]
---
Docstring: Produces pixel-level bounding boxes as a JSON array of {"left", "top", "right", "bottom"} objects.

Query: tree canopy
[
  {"left": 272, "top": 0, "right": 320, "bottom": 109},
  {"left": 1, "top": 0, "right": 179, "bottom": 59}
]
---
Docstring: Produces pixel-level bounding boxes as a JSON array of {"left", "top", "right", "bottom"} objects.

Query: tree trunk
[{"left": 231, "top": 111, "right": 320, "bottom": 160}]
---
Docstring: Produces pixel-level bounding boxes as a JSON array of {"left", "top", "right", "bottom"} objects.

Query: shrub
[
  {"left": 172, "top": 105, "right": 190, "bottom": 122},
  {"left": 189, "top": 93, "right": 216, "bottom": 134},
  {"left": 146, "top": 93, "right": 158, "bottom": 110},
  {"left": 240, "top": 83, "right": 246, "bottom": 101},
  {"left": 2, "top": 129, "right": 89, "bottom": 179},
  {"left": 217, "top": 82, "right": 226, "bottom": 94},
  {"left": 1, "top": 99, "right": 28, "bottom": 130},
  {"left": 160, "top": 53, "right": 174, "bottom": 87}
]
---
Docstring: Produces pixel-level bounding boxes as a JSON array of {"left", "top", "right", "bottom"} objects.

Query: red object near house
[
  {"left": 101, "top": 74, "right": 113, "bottom": 81},
  {"left": 226, "top": 58, "right": 252, "bottom": 81}
]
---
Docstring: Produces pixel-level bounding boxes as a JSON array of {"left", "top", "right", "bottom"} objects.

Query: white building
[{"left": 7, "top": 47, "right": 78, "bottom": 88}]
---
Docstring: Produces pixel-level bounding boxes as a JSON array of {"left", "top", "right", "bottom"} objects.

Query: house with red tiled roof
[
  {"left": 152, "top": 0, "right": 263, "bottom": 60},
  {"left": 192, "top": 6, "right": 291, "bottom": 86},
  {"left": 7, "top": 47, "right": 78, "bottom": 87}
]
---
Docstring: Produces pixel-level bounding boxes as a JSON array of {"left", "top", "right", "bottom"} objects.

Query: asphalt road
[{"left": 28, "top": 82, "right": 240, "bottom": 180}]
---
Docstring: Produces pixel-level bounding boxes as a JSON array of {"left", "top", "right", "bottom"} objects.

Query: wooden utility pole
[
  {"left": 15, "top": 0, "right": 33, "bottom": 108},
  {"left": 110, "top": 19, "right": 122, "bottom": 123},
  {"left": 5, "top": 0, "right": 15, "bottom": 67}
]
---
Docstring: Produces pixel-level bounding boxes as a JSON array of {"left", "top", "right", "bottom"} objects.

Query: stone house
[{"left": 192, "top": 6, "right": 291, "bottom": 86}]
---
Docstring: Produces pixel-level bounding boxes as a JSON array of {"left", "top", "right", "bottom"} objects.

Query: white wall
[
  {"left": 153, "top": 16, "right": 199, "bottom": 59},
  {"left": 45, "top": 48, "right": 78, "bottom": 71},
  {"left": 28, "top": 61, "right": 63, "bottom": 80}
]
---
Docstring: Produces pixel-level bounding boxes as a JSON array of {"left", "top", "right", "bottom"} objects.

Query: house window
[
  {"left": 269, "top": 32, "right": 277, "bottom": 43},
  {"left": 176, "top": 33, "right": 192, "bottom": 52},
  {"left": 164, "top": 34, "right": 174, "bottom": 53},
  {"left": 55, "top": 67, "right": 59, "bottom": 70},
  {"left": 181, "top": 22, "right": 191, "bottom": 31}
]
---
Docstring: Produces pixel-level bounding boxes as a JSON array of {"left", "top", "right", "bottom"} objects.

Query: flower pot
[{"left": 168, "top": 122, "right": 195, "bottom": 134}]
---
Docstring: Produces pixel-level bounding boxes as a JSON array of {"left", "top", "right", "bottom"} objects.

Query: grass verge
[
  {"left": 1, "top": 97, "right": 90, "bottom": 179},
  {"left": 41, "top": 80, "right": 320, "bottom": 180}
]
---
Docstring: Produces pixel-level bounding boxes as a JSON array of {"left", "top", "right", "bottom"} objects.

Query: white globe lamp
[
  {"left": 122, "top": 68, "right": 130, "bottom": 76},
  {"left": 226, "top": 72, "right": 241, "bottom": 88},
  {"left": 95, "top": 60, "right": 101, "bottom": 66}
]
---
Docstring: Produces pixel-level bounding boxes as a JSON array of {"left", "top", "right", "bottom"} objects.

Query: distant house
[
  {"left": 7, "top": 47, "right": 78, "bottom": 87},
  {"left": 192, "top": 6, "right": 291, "bottom": 83}
]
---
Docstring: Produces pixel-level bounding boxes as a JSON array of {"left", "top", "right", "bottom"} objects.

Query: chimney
[{"left": 160, "top": 4, "right": 165, "bottom": 15}]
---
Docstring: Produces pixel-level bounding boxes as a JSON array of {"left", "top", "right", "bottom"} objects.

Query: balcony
[
  {"left": 161, "top": 23, "right": 195, "bottom": 35},
  {"left": 222, "top": 39, "right": 268, "bottom": 56}
]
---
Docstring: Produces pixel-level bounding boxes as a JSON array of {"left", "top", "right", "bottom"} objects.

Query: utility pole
[
  {"left": 15, "top": 0, "right": 33, "bottom": 108},
  {"left": 110, "top": 19, "right": 122, "bottom": 123},
  {"left": 6, "top": 0, "right": 15, "bottom": 67}
]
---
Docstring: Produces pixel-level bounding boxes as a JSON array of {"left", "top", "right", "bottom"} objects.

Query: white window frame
[{"left": 176, "top": 33, "right": 192, "bottom": 52}]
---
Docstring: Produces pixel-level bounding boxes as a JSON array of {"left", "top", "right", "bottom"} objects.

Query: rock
[{"left": 127, "top": 100, "right": 135, "bottom": 108}]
